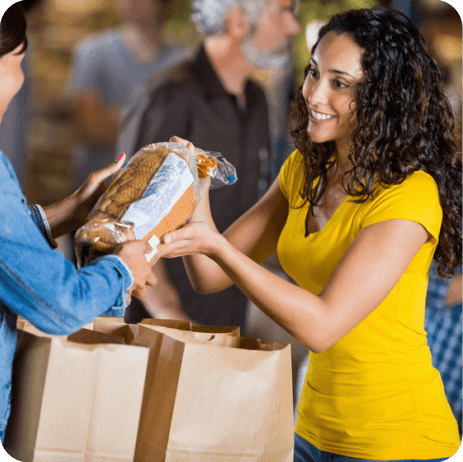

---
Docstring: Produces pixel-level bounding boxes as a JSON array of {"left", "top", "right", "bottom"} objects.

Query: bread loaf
[{"left": 75, "top": 144, "right": 203, "bottom": 267}]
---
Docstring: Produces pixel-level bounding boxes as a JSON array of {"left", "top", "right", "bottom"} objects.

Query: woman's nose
[{"left": 308, "top": 81, "right": 328, "bottom": 106}]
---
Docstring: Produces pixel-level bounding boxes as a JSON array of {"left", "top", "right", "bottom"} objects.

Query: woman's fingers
[
  {"left": 163, "top": 233, "right": 174, "bottom": 244},
  {"left": 91, "top": 152, "right": 126, "bottom": 186},
  {"left": 169, "top": 136, "right": 188, "bottom": 145},
  {"left": 146, "top": 270, "right": 158, "bottom": 287},
  {"left": 132, "top": 286, "right": 148, "bottom": 299},
  {"left": 161, "top": 224, "right": 196, "bottom": 245},
  {"left": 169, "top": 136, "right": 198, "bottom": 157},
  {"left": 77, "top": 153, "right": 126, "bottom": 204},
  {"left": 157, "top": 223, "right": 213, "bottom": 259},
  {"left": 115, "top": 240, "right": 158, "bottom": 297}
]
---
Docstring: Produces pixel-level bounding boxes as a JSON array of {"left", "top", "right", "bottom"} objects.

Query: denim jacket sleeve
[
  {"left": 28, "top": 204, "right": 59, "bottom": 249},
  {"left": 0, "top": 152, "right": 134, "bottom": 334}
]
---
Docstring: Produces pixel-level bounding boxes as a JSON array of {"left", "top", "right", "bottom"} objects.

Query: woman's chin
[{"left": 307, "top": 132, "right": 330, "bottom": 144}]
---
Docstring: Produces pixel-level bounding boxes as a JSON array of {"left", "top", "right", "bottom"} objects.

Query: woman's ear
[{"left": 226, "top": 8, "right": 250, "bottom": 40}]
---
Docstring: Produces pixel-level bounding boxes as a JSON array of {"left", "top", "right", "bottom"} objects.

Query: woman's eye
[
  {"left": 334, "top": 80, "right": 347, "bottom": 88},
  {"left": 308, "top": 68, "right": 319, "bottom": 79}
]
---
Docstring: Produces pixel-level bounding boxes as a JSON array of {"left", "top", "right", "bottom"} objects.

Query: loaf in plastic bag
[{"left": 74, "top": 142, "right": 237, "bottom": 268}]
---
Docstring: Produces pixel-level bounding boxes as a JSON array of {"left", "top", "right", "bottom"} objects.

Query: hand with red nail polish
[{"left": 42, "top": 152, "right": 127, "bottom": 237}]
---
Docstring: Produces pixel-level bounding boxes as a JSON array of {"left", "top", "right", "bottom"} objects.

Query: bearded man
[{"left": 117, "top": 0, "right": 300, "bottom": 330}]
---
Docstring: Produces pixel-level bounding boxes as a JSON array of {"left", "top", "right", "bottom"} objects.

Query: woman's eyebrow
[{"left": 311, "top": 57, "right": 355, "bottom": 78}]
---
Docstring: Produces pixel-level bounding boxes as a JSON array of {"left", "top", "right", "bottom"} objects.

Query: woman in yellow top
[{"left": 158, "top": 7, "right": 462, "bottom": 461}]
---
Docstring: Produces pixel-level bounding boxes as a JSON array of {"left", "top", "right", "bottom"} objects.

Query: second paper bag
[{"left": 133, "top": 325, "right": 294, "bottom": 462}]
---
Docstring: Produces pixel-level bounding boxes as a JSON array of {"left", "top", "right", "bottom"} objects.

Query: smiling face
[
  {"left": 302, "top": 32, "right": 364, "bottom": 155},
  {"left": 0, "top": 44, "right": 26, "bottom": 124}
]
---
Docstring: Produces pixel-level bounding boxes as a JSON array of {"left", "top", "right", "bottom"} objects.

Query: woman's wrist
[
  {"left": 191, "top": 184, "right": 210, "bottom": 221},
  {"left": 42, "top": 192, "right": 82, "bottom": 238},
  {"left": 206, "top": 232, "right": 234, "bottom": 262}
]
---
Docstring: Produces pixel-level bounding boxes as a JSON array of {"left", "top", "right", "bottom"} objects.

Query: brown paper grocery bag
[
  {"left": 132, "top": 324, "right": 294, "bottom": 462},
  {"left": 17, "top": 316, "right": 95, "bottom": 333},
  {"left": 90, "top": 315, "right": 240, "bottom": 334},
  {"left": 92, "top": 317, "right": 240, "bottom": 343},
  {"left": 4, "top": 329, "right": 150, "bottom": 462},
  {"left": 139, "top": 318, "right": 240, "bottom": 337},
  {"left": 91, "top": 317, "right": 193, "bottom": 345},
  {"left": 90, "top": 320, "right": 243, "bottom": 456}
]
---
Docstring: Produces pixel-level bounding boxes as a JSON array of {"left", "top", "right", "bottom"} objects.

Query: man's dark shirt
[{"left": 118, "top": 46, "right": 271, "bottom": 331}]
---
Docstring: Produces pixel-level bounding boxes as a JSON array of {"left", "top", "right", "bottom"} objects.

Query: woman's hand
[
  {"left": 73, "top": 152, "right": 126, "bottom": 223},
  {"left": 157, "top": 222, "right": 223, "bottom": 260},
  {"left": 169, "top": 136, "right": 211, "bottom": 197},
  {"left": 114, "top": 239, "right": 158, "bottom": 299},
  {"left": 43, "top": 154, "right": 126, "bottom": 238},
  {"left": 170, "top": 135, "right": 197, "bottom": 156}
]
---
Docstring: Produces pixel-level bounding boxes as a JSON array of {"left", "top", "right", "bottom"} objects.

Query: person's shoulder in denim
[
  {"left": 0, "top": 150, "right": 134, "bottom": 442},
  {"left": 425, "top": 262, "right": 462, "bottom": 435}
]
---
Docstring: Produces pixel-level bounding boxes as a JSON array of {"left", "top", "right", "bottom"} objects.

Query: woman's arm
[{"left": 161, "top": 216, "right": 428, "bottom": 352}]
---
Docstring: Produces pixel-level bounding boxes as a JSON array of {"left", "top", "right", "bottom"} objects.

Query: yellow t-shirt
[{"left": 278, "top": 150, "right": 460, "bottom": 459}]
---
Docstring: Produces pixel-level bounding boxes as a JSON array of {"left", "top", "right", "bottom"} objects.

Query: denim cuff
[
  {"left": 0, "top": 425, "right": 5, "bottom": 445},
  {"left": 97, "top": 254, "right": 134, "bottom": 315},
  {"left": 29, "top": 204, "right": 58, "bottom": 249}
]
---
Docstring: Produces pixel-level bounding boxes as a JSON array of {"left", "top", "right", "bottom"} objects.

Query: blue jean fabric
[
  {"left": 0, "top": 151, "right": 134, "bottom": 442},
  {"left": 294, "top": 434, "right": 449, "bottom": 462},
  {"left": 425, "top": 263, "right": 462, "bottom": 436}
]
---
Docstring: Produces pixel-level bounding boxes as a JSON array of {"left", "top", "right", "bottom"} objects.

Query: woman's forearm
[
  {"left": 209, "top": 236, "right": 328, "bottom": 350},
  {"left": 179, "top": 185, "right": 237, "bottom": 292},
  {"left": 42, "top": 192, "right": 84, "bottom": 238}
]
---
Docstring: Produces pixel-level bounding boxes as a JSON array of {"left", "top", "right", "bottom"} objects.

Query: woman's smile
[{"left": 309, "top": 106, "right": 336, "bottom": 121}]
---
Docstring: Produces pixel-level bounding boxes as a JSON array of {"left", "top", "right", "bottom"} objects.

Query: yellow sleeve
[
  {"left": 361, "top": 171, "right": 443, "bottom": 242},
  {"left": 279, "top": 150, "right": 303, "bottom": 202}
]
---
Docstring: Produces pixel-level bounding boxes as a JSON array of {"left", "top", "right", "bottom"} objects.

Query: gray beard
[{"left": 240, "top": 35, "right": 292, "bottom": 69}]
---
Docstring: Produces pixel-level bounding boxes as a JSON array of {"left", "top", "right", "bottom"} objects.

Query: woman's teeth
[{"left": 310, "top": 109, "right": 335, "bottom": 120}]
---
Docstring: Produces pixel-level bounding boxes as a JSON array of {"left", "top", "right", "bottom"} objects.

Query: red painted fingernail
[{"left": 117, "top": 152, "right": 125, "bottom": 162}]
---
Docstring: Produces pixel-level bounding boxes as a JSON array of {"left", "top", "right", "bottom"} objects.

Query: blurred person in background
[
  {"left": 0, "top": 3, "right": 157, "bottom": 443},
  {"left": 117, "top": 0, "right": 300, "bottom": 329},
  {"left": 0, "top": 0, "right": 45, "bottom": 189},
  {"left": 425, "top": 262, "right": 462, "bottom": 437},
  {"left": 158, "top": 7, "right": 462, "bottom": 459},
  {"left": 68, "top": 0, "right": 190, "bottom": 190}
]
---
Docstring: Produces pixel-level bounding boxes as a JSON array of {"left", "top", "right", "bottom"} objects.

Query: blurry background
[{"left": 3, "top": 0, "right": 459, "bottom": 208}]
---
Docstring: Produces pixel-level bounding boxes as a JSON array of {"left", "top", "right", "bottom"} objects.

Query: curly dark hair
[
  {"left": 290, "top": 7, "right": 462, "bottom": 278},
  {"left": 0, "top": 2, "right": 27, "bottom": 58}
]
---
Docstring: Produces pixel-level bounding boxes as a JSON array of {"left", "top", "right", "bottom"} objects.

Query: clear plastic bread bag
[{"left": 74, "top": 142, "right": 237, "bottom": 268}]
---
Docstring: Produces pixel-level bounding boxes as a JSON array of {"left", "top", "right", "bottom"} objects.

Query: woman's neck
[{"left": 334, "top": 140, "right": 353, "bottom": 173}]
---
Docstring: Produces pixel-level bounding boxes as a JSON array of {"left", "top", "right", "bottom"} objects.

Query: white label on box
[
  {"left": 145, "top": 235, "right": 160, "bottom": 263},
  {"left": 122, "top": 153, "right": 194, "bottom": 240}
]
